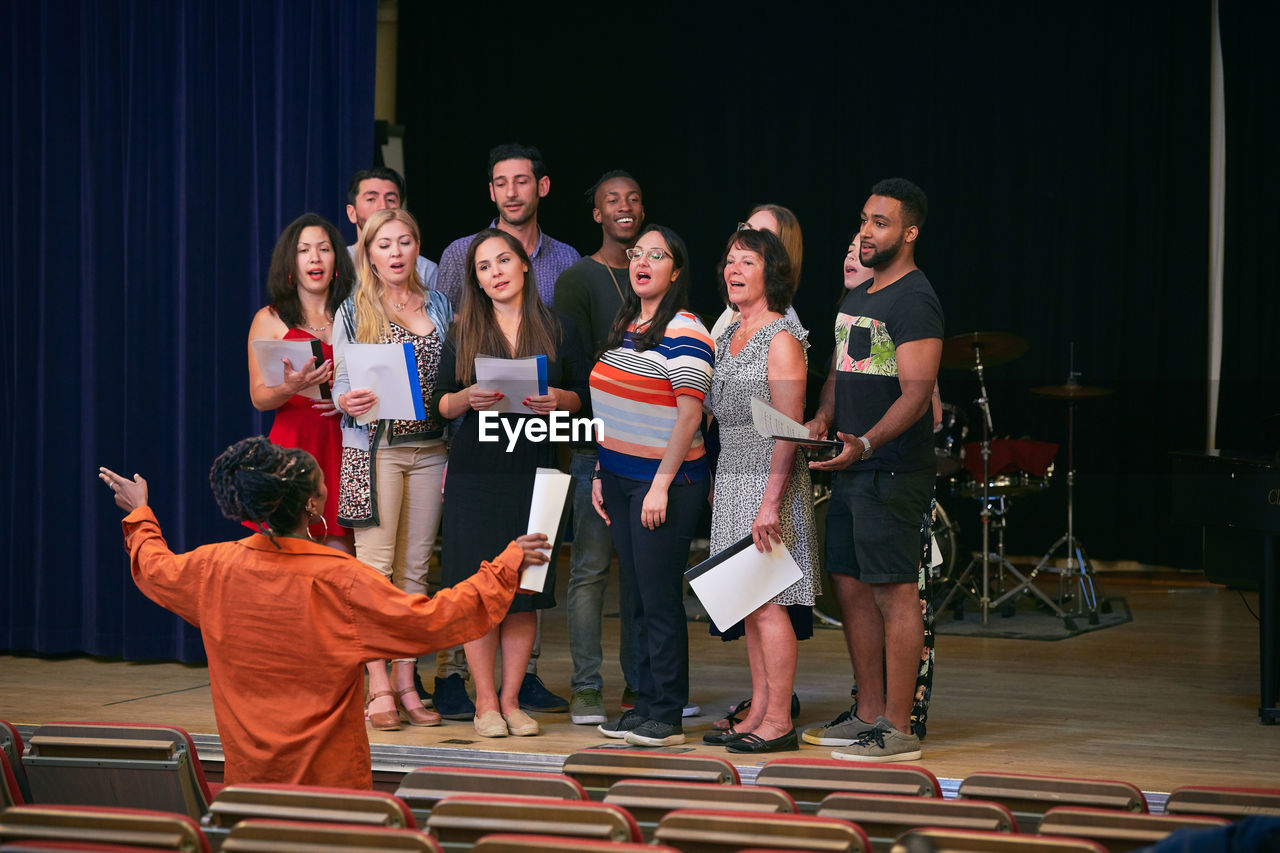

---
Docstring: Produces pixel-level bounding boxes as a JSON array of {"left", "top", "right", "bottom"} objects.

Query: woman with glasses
[
  {"left": 433, "top": 228, "right": 587, "bottom": 739},
  {"left": 589, "top": 224, "right": 715, "bottom": 747},
  {"left": 710, "top": 204, "right": 804, "bottom": 340}
]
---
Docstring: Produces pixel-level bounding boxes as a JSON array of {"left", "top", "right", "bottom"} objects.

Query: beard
[{"left": 863, "top": 234, "right": 904, "bottom": 269}]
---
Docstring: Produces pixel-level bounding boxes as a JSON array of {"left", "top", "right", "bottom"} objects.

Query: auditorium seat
[
  {"left": 0, "top": 723, "right": 31, "bottom": 805},
  {"left": 221, "top": 818, "right": 439, "bottom": 851},
  {"left": 560, "top": 750, "right": 738, "bottom": 800},
  {"left": 956, "top": 772, "right": 1147, "bottom": 832},
  {"left": 1, "top": 751, "right": 25, "bottom": 810},
  {"left": 816, "top": 791, "right": 1016, "bottom": 848},
  {"left": 425, "top": 795, "right": 641, "bottom": 852},
  {"left": 21, "top": 722, "right": 215, "bottom": 821},
  {"left": 202, "top": 783, "right": 414, "bottom": 847},
  {"left": 753, "top": 757, "right": 941, "bottom": 813},
  {"left": 653, "top": 807, "right": 870, "bottom": 853},
  {"left": 0, "top": 803, "right": 210, "bottom": 852},
  {"left": 394, "top": 766, "right": 585, "bottom": 825},
  {"left": 892, "top": 827, "right": 1108, "bottom": 852},
  {"left": 603, "top": 779, "right": 796, "bottom": 840},
  {"left": 471, "top": 835, "right": 677, "bottom": 853},
  {"left": 1038, "top": 806, "right": 1229, "bottom": 852},
  {"left": 1162, "top": 784, "right": 1280, "bottom": 818}
]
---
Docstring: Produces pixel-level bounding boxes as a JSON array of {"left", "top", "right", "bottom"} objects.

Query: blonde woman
[{"left": 332, "top": 208, "right": 453, "bottom": 732}]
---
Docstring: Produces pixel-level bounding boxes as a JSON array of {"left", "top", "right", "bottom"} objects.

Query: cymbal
[
  {"left": 1031, "top": 383, "right": 1114, "bottom": 399},
  {"left": 940, "top": 331, "right": 1029, "bottom": 369}
]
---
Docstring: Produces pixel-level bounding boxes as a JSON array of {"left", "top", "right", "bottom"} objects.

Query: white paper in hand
[
  {"left": 251, "top": 339, "right": 324, "bottom": 400},
  {"left": 750, "top": 396, "right": 809, "bottom": 440},
  {"left": 342, "top": 342, "right": 427, "bottom": 425},
  {"left": 520, "top": 467, "right": 571, "bottom": 592},
  {"left": 475, "top": 354, "right": 548, "bottom": 414},
  {"left": 684, "top": 534, "right": 803, "bottom": 632}
]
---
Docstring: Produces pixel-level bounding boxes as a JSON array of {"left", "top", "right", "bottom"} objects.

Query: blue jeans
[{"left": 567, "top": 450, "right": 637, "bottom": 693}]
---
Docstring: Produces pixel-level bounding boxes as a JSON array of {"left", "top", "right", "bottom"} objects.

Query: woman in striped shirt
[{"left": 588, "top": 224, "right": 714, "bottom": 747}]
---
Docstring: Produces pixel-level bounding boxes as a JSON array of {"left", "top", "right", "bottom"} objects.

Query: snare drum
[{"left": 934, "top": 403, "right": 968, "bottom": 476}]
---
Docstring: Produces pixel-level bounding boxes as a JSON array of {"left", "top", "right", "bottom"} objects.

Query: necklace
[
  {"left": 390, "top": 298, "right": 409, "bottom": 311},
  {"left": 596, "top": 253, "right": 626, "bottom": 302},
  {"left": 302, "top": 316, "right": 330, "bottom": 333}
]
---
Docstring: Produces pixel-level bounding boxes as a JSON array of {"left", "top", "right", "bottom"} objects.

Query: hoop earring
[{"left": 306, "top": 509, "right": 328, "bottom": 542}]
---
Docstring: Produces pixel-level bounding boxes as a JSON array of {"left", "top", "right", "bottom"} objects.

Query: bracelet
[{"left": 590, "top": 468, "right": 601, "bottom": 481}]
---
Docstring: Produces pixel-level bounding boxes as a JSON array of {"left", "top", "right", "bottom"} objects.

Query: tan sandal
[
  {"left": 397, "top": 687, "right": 442, "bottom": 727},
  {"left": 502, "top": 709, "right": 539, "bottom": 736},
  {"left": 365, "top": 690, "right": 401, "bottom": 731},
  {"left": 473, "top": 709, "right": 508, "bottom": 738}
]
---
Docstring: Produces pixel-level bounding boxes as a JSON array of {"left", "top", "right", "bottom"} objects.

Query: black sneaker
[
  {"left": 518, "top": 673, "right": 570, "bottom": 713},
  {"left": 433, "top": 673, "right": 475, "bottom": 720},
  {"left": 597, "top": 708, "right": 645, "bottom": 738},
  {"left": 624, "top": 719, "right": 685, "bottom": 747}
]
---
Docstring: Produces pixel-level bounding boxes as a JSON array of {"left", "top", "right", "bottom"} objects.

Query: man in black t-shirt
[{"left": 803, "top": 178, "right": 944, "bottom": 762}]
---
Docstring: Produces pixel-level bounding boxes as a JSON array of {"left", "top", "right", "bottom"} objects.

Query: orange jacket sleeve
[{"left": 121, "top": 506, "right": 205, "bottom": 627}]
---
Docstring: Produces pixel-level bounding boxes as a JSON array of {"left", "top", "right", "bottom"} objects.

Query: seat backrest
[
  {"left": 653, "top": 807, "right": 869, "bottom": 853},
  {"left": 754, "top": 758, "right": 940, "bottom": 812},
  {"left": 956, "top": 772, "right": 1147, "bottom": 833},
  {"left": 1, "top": 751, "right": 25, "bottom": 810},
  {"left": 1163, "top": 785, "right": 1280, "bottom": 818},
  {"left": 0, "top": 803, "right": 210, "bottom": 852},
  {"left": 202, "top": 783, "right": 413, "bottom": 847},
  {"left": 425, "top": 795, "right": 641, "bottom": 853},
  {"left": 395, "top": 766, "right": 585, "bottom": 825},
  {"left": 0, "top": 723, "right": 31, "bottom": 805},
  {"left": 818, "top": 792, "right": 1016, "bottom": 849},
  {"left": 471, "top": 835, "right": 678, "bottom": 853},
  {"left": 221, "top": 818, "right": 440, "bottom": 851},
  {"left": 892, "top": 828, "right": 1109, "bottom": 852},
  {"left": 1039, "top": 806, "right": 1230, "bottom": 851},
  {"left": 561, "top": 750, "right": 738, "bottom": 801},
  {"left": 22, "top": 722, "right": 211, "bottom": 821},
  {"left": 604, "top": 779, "right": 795, "bottom": 840}
]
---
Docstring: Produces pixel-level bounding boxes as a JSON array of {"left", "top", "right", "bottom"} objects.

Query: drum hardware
[
  {"left": 934, "top": 402, "right": 968, "bottom": 477},
  {"left": 936, "top": 331, "right": 1076, "bottom": 627},
  {"left": 1018, "top": 358, "right": 1115, "bottom": 624}
]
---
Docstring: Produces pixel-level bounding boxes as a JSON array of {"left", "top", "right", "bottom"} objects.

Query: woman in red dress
[{"left": 247, "top": 213, "right": 355, "bottom": 553}]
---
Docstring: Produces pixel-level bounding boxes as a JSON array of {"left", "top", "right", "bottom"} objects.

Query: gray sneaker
[
  {"left": 624, "top": 718, "right": 686, "bottom": 747},
  {"left": 801, "top": 706, "right": 876, "bottom": 746},
  {"left": 598, "top": 708, "right": 645, "bottom": 738},
  {"left": 831, "top": 716, "right": 922, "bottom": 763},
  {"left": 571, "top": 688, "right": 607, "bottom": 725}
]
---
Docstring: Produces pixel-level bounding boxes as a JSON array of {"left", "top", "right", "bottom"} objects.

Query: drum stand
[
  {"left": 938, "top": 345, "right": 1073, "bottom": 627},
  {"left": 1021, "top": 381, "right": 1105, "bottom": 625}
]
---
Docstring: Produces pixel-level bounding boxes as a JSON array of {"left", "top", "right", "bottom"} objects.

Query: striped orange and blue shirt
[{"left": 589, "top": 311, "right": 715, "bottom": 481}]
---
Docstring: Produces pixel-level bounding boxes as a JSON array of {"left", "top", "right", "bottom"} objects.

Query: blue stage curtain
[{"left": 1, "top": 0, "right": 376, "bottom": 660}]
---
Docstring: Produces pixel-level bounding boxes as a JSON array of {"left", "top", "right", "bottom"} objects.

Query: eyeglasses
[{"left": 625, "top": 247, "right": 672, "bottom": 262}]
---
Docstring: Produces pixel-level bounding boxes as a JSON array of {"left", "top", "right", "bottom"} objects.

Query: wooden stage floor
[{"left": 2, "top": 562, "right": 1276, "bottom": 799}]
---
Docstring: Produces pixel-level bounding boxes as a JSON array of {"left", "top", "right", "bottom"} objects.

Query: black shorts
[{"left": 825, "top": 467, "right": 933, "bottom": 584}]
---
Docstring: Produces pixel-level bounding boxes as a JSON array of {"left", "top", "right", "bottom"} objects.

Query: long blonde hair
[
  {"left": 749, "top": 203, "right": 803, "bottom": 289},
  {"left": 352, "top": 208, "right": 425, "bottom": 343}
]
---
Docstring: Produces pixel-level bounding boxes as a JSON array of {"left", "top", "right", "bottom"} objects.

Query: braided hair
[{"left": 209, "top": 437, "right": 319, "bottom": 542}]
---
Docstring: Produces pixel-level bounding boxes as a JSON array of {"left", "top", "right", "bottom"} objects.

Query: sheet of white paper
[
  {"left": 685, "top": 535, "right": 804, "bottom": 632},
  {"left": 251, "top": 339, "right": 323, "bottom": 400},
  {"left": 342, "top": 342, "right": 425, "bottom": 425},
  {"left": 520, "top": 467, "right": 572, "bottom": 592},
  {"left": 475, "top": 355, "right": 546, "bottom": 414},
  {"left": 750, "top": 396, "right": 809, "bottom": 440},
  {"left": 930, "top": 534, "right": 943, "bottom": 568}
]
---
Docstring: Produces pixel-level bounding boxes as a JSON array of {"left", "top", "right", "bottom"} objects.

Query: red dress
[{"left": 266, "top": 328, "right": 346, "bottom": 536}]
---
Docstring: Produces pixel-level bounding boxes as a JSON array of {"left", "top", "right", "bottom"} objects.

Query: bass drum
[{"left": 812, "top": 488, "right": 957, "bottom": 627}]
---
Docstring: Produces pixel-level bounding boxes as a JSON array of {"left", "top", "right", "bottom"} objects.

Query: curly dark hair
[
  {"left": 265, "top": 213, "right": 354, "bottom": 329},
  {"left": 870, "top": 177, "right": 928, "bottom": 229},
  {"left": 720, "top": 227, "right": 795, "bottom": 314},
  {"left": 209, "top": 437, "right": 319, "bottom": 541}
]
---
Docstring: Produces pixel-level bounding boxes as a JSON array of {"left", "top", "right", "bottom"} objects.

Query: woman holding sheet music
[
  {"left": 588, "top": 224, "right": 715, "bottom": 748},
  {"left": 702, "top": 226, "right": 816, "bottom": 754},
  {"left": 246, "top": 213, "right": 355, "bottom": 553},
  {"left": 434, "top": 228, "right": 587, "bottom": 739},
  {"left": 332, "top": 208, "right": 453, "bottom": 732}
]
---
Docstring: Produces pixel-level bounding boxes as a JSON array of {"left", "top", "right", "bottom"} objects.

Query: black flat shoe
[
  {"left": 725, "top": 728, "right": 799, "bottom": 754},
  {"left": 702, "top": 728, "right": 749, "bottom": 745}
]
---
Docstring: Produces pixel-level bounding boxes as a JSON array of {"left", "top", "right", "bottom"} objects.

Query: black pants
[{"left": 602, "top": 470, "right": 709, "bottom": 725}]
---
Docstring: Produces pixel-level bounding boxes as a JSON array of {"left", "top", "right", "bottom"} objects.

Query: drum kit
[{"left": 933, "top": 333, "right": 1112, "bottom": 630}]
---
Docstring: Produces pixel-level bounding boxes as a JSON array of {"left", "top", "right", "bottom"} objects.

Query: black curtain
[
  {"left": 1, "top": 0, "right": 376, "bottom": 659},
  {"left": 398, "top": 1, "right": 1232, "bottom": 568}
]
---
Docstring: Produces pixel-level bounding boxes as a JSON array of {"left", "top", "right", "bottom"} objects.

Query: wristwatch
[{"left": 857, "top": 435, "right": 872, "bottom": 461}]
